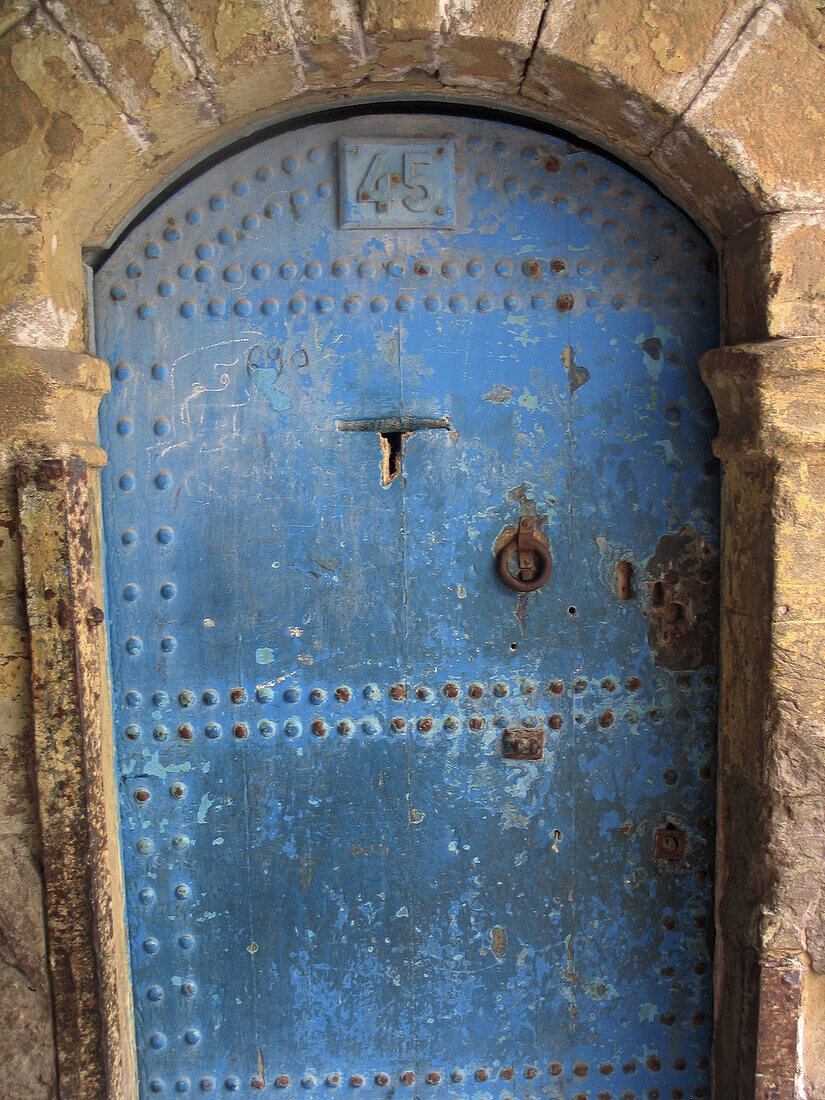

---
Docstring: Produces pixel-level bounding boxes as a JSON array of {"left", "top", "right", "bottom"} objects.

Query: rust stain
[
  {"left": 490, "top": 925, "right": 507, "bottom": 959},
  {"left": 645, "top": 526, "right": 718, "bottom": 669},
  {"left": 561, "top": 345, "right": 590, "bottom": 393}
]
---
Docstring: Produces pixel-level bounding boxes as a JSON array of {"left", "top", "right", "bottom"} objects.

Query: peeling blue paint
[{"left": 96, "top": 113, "right": 718, "bottom": 1098}]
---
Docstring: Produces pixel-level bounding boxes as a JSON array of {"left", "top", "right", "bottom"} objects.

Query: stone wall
[{"left": 0, "top": 1, "right": 823, "bottom": 1096}]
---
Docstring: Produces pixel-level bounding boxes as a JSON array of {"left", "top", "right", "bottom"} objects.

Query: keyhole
[
  {"left": 337, "top": 415, "right": 451, "bottom": 486},
  {"left": 380, "top": 431, "right": 404, "bottom": 486}
]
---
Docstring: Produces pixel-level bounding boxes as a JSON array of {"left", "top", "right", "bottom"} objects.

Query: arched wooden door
[{"left": 95, "top": 111, "right": 720, "bottom": 1099}]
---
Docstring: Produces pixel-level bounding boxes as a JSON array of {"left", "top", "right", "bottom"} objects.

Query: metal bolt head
[
  {"left": 426, "top": 1072, "right": 441, "bottom": 1085},
  {"left": 375, "top": 1075, "right": 389, "bottom": 1088},
  {"left": 400, "top": 1072, "right": 415, "bottom": 1086},
  {"left": 389, "top": 683, "right": 406, "bottom": 700}
]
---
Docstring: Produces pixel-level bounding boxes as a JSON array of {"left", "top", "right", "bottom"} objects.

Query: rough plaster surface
[{"left": 0, "top": 2, "right": 823, "bottom": 1096}]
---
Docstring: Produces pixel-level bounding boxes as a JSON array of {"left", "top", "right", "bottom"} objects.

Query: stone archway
[{"left": 0, "top": 4, "right": 824, "bottom": 1097}]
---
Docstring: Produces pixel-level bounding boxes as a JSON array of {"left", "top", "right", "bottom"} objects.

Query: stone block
[
  {"left": 437, "top": 0, "right": 546, "bottom": 92},
  {"left": 0, "top": 838, "right": 56, "bottom": 1100},
  {"left": 725, "top": 213, "right": 825, "bottom": 342},
  {"left": 524, "top": 0, "right": 760, "bottom": 157},
  {"left": 701, "top": 339, "right": 825, "bottom": 457},
  {"left": 659, "top": 6, "right": 825, "bottom": 219}
]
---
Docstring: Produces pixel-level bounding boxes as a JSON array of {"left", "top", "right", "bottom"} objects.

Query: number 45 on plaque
[{"left": 338, "top": 138, "right": 456, "bottom": 229}]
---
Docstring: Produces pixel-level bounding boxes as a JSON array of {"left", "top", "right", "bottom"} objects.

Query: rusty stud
[
  {"left": 524, "top": 1067, "right": 537, "bottom": 1080},
  {"left": 500, "top": 1068, "right": 514, "bottom": 1081},
  {"left": 549, "top": 1064, "right": 562, "bottom": 1076},
  {"left": 276, "top": 1075, "right": 291, "bottom": 1088},
  {"left": 335, "top": 686, "right": 351, "bottom": 703},
  {"left": 400, "top": 1072, "right": 415, "bottom": 1086},
  {"left": 311, "top": 719, "right": 327, "bottom": 737},
  {"left": 231, "top": 687, "right": 246, "bottom": 704},
  {"left": 492, "top": 682, "right": 509, "bottom": 697},
  {"left": 418, "top": 717, "right": 434, "bottom": 732},
  {"left": 443, "top": 682, "right": 459, "bottom": 698},
  {"left": 326, "top": 1075, "right": 341, "bottom": 1087},
  {"left": 135, "top": 788, "right": 150, "bottom": 803},
  {"left": 573, "top": 1062, "right": 589, "bottom": 1077},
  {"left": 475, "top": 1069, "right": 488, "bottom": 1082},
  {"left": 389, "top": 683, "right": 406, "bottom": 701},
  {"left": 556, "top": 292, "right": 574, "bottom": 312},
  {"left": 170, "top": 782, "right": 185, "bottom": 799},
  {"left": 426, "top": 1072, "right": 441, "bottom": 1085},
  {"left": 350, "top": 1076, "right": 364, "bottom": 1087},
  {"left": 233, "top": 723, "right": 248, "bottom": 739},
  {"left": 468, "top": 717, "right": 484, "bottom": 731},
  {"left": 252, "top": 1077, "right": 265, "bottom": 1090},
  {"left": 549, "top": 714, "right": 562, "bottom": 730},
  {"left": 549, "top": 681, "right": 563, "bottom": 694},
  {"left": 178, "top": 724, "right": 193, "bottom": 739},
  {"left": 450, "top": 1071, "right": 463, "bottom": 1083},
  {"left": 468, "top": 683, "right": 483, "bottom": 699},
  {"left": 391, "top": 717, "right": 406, "bottom": 732},
  {"left": 598, "top": 710, "right": 613, "bottom": 728},
  {"left": 375, "top": 1075, "right": 389, "bottom": 1088}
]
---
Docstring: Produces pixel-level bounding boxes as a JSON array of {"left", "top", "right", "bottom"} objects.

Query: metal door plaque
[{"left": 339, "top": 138, "right": 456, "bottom": 229}]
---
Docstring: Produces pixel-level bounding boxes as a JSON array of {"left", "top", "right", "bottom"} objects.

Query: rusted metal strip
[{"left": 18, "top": 455, "right": 135, "bottom": 1099}]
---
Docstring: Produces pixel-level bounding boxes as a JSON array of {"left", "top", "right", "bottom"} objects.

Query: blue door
[{"left": 96, "top": 112, "right": 719, "bottom": 1100}]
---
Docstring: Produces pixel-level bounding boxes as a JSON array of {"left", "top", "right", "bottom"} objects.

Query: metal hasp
[
  {"left": 94, "top": 113, "right": 720, "bottom": 1098},
  {"left": 496, "top": 516, "right": 553, "bottom": 592},
  {"left": 501, "top": 725, "right": 544, "bottom": 761},
  {"left": 654, "top": 823, "right": 688, "bottom": 862}
]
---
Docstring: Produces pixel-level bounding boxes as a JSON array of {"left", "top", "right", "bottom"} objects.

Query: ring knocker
[{"left": 496, "top": 517, "right": 553, "bottom": 593}]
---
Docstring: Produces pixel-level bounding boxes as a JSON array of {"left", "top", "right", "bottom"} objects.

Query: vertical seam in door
[{"left": 396, "top": 309, "right": 420, "bottom": 1073}]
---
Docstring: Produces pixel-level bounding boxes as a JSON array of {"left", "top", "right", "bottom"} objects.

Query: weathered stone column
[
  {"left": 702, "top": 338, "right": 825, "bottom": 1100},
  {"left": 0, "top": 345, "right": 136, "bottom": 1099}
]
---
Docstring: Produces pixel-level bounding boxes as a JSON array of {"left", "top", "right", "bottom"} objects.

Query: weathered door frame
[{"left": 8, "top": 97, "right": 821, "bottom": 1100}]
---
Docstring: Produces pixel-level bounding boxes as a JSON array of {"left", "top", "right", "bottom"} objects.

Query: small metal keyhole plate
[
  {"left": 501, "top": 726, "right": 544, "bottom": 761},
  {"left": 654, "top": 823, "right": 687, "bottom": 862}
]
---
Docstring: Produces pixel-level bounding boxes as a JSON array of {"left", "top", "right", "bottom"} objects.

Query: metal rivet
[
  {"left": 135, "top": 788, "right": 150, "bottom": 803},
  {"left": 425, "top": 1073, "right": 441, "bottom": 1085},
  {"left": 475, "top": 1069, "right": 488, "bottom": 1082},
  {"left": 468, "top": 684, "right": 483, "bottom": 699},
  {"left": 350, "top": 1076, "right": 364, "bottom": 1088},
  {"left": 311, "top": 719, "right": 327, "bottom": 737},
  {"left": 375, "top": 1074, "right": 389, "bottom": 1088},
  {"left": 400, "top": 1073, "right": 415, "bottom": 1086},
  {"left": 418, "top": 718, "right": 433, "bottom": 733}
]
